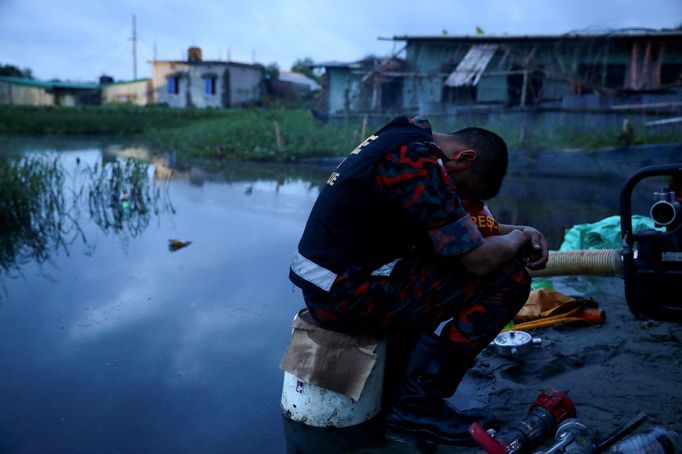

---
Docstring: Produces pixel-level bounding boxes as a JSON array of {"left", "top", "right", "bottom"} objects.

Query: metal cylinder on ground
[
  {"left": 534, "top": 418, "right": 597, "bottom": 454},
  {"left": 607, "top": 428, "right": 681, "bottom": 454},
  {"left": 280, "top": 311, "right": 387, "bottom": 428},
  {"left": 280, "top": 342, "right": 386, "bottom": 428}
]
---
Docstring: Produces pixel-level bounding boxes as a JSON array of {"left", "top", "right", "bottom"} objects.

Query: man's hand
[{"left": 520, "top": 227, "right": 548, "bottom": 270}]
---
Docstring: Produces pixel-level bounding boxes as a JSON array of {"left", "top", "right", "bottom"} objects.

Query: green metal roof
[
  {"left": 101, "top": 78, "right": 150, "bottom": 86},
  {"left": 0, "top": 76, "right": 100, "bottom": 90}
]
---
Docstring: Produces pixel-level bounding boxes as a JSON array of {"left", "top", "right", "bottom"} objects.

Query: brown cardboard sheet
[{"left": 279, "top": 313, "right": 380, "bottom": 402}]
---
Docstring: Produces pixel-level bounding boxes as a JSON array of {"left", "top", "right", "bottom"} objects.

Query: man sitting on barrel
[{"left": 289, "top": 115, "right": 548, "bottom": 444}]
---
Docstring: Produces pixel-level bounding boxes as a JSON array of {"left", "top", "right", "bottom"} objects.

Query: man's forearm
[
  {"left": 458, "top": 230, "right": 528, "bottom": 276},
  {"left": 498, "top": 223, "right": 529, "bottom": 234}
]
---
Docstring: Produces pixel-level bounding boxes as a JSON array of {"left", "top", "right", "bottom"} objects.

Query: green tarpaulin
[{"left": 559, "top": 215, "right": 657, "bottom": 251}]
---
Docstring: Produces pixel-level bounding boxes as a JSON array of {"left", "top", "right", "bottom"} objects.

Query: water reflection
[
  {"left": 281, "top": 416, "right": 390, "bottom": 453},
  {"left": 85, "top": 158, "right": 174, "bottom": 238},
  {"left": 0, "top": 141, "right": 331, "bottom": 281},
  {"left": 2, "top": 145, "right": 655, "bottom": 279},
  {"left": 0, "top": 153, "right": 173, "bottom": 282}
]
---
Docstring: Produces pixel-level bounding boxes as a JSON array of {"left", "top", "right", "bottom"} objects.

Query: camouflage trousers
[{"left": 305, "top": 257, "right": 531, "bottom": 360}]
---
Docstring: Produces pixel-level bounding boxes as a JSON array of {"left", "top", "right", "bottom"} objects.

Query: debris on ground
[{"left": 168, "top": 239, "right": 192, "bottom": 252}]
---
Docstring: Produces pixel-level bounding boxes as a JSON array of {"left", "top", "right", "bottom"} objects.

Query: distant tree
[
  {"left": 0, "top": 64, "right": 33, "bottom": 78},
  {"left": 291, "top": 57, "right": 320, "bottom": 83},
  {"left": 254, "top": 62, "right": 280, "bottom": 81},
  {"left": 264, "top": 62, "right": 280, "bottom": 80}
]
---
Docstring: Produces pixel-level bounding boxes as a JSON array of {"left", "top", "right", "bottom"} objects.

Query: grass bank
[
  {"left": 144, "top": 109, "right": 363, "bottom": 161},
  {"left": 0, "top": 105, "right": 365, "bottom": 160},
  {"left": 1, "top": 105, "right": 679, "bottom": 161},
  {"left": 0, "top": 104, "right": 227, "bottom": 135}
]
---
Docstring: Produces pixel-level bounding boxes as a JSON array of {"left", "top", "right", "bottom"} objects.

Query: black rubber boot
[
  {"left": 381, "top": 331, "right": 422, "bottom": 413},
  {"left": 384, "top": 333, "right": 495, "bottom": 444}
]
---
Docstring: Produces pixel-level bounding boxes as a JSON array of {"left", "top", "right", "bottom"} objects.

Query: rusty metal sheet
[{"left": 444, "top": 44, "right": 498, "bottom": 87}]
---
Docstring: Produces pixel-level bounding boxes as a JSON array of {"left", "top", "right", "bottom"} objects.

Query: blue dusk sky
[{"left": 0, "top": 0, "right": 680, "bottom": 82}]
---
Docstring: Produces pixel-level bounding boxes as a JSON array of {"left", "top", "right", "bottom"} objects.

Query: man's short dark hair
[{"left": 450, "top": 127, "right": 508, "bottom": 199}]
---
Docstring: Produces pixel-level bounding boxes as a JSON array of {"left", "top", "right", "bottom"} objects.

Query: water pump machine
[{"left": 620, "top": 163, "right": 682, "bottom": 321}]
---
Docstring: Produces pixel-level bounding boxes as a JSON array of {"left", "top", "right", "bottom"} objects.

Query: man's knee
[{"left": 505, "top": 258, "right": 532, "bottom": 284}]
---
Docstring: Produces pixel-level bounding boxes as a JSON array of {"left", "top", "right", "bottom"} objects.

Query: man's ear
[{"left": 447, "top": 148, "right": 478, "bottom": 170}]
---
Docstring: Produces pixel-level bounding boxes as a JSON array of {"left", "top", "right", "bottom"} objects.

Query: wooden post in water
[{"left": 273, "top": 121, "right": 285, "bottom": 152}]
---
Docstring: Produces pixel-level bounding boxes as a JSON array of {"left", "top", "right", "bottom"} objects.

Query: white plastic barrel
[{"left": 280, "top": 325, "right": 386, "bottom": 428}]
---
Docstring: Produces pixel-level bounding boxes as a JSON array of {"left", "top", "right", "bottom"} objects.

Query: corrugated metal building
[
  {"left": 152, "top": 47, "right": 263, "bottom": 108},
  {"left": 312, "top": 57, "right": 407, "bottom": 115},
  {"left": 315, "top": 30, "right": 682, "bottom": 115},
  {"left": 0, "top": 76, "right": 100, "bottom": 106}
]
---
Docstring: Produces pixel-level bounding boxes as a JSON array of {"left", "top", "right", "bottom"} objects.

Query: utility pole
[{"left": 131, "top": 14, "right": 138, "bottom": 79}]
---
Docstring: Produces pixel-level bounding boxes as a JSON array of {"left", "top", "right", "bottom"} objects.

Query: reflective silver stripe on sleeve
[
  {"left": 370, "top": 259, "right": 401, "bottom": 277},
  {"left": 290, "top": 251, "right": 338, "bottom": 292}
]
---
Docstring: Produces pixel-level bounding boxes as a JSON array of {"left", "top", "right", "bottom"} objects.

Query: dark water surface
[{"left": 0, "top": 139, "right": 671, "bottom": 453}]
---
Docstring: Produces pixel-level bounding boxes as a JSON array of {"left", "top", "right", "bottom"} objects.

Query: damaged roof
[{"left": 385, "top": 29, "right": 682, "bottom": 43}]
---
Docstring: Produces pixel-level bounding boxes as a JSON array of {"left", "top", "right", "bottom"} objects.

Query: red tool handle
[{"left": 469, "top": 422, "right": 508, "bottom": 454}]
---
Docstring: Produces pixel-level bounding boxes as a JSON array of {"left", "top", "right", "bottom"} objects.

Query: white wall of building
[
  {"left": 0, "top": 82, "right": 54, "bottom": 105},
  {"left": 226, "top": 65, "right": 262, "bottom": 106}
]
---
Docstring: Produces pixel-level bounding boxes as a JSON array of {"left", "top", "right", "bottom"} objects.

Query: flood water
[{"left": 0, "top": 138, "right": 672, "bottom": 453}]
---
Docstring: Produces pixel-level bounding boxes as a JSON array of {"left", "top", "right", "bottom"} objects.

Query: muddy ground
[
  {"left": 283, "top": 275, "right": 682, "bottom": 453},
  {"left": 450, "top": 275, "right": 682, "bottom": 453}
]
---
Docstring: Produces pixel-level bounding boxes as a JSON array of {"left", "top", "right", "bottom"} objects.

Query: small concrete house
[
  {"left": 151, "top": 47, "right": 263, "bottom": 108},
  {"left": 0, "top": 76, "right": 100, "bottom": 106}
]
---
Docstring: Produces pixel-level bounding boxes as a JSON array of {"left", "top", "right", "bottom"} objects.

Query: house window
[
  {"left": 203, "top": 76, "right": 217, "bottom": 96},
  {"left": 167, "top": 75, "right": 180, "bottom": 94}
]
